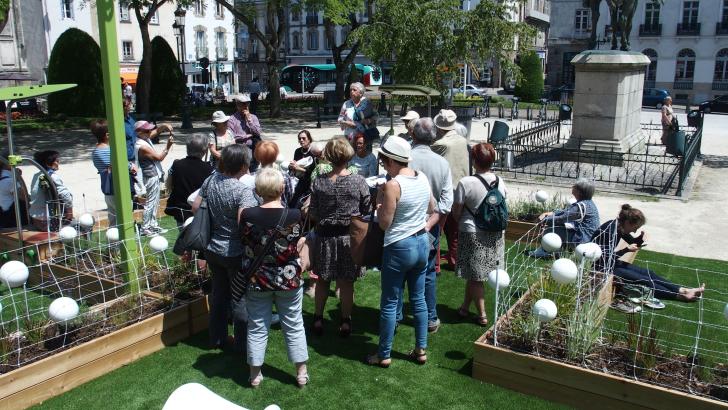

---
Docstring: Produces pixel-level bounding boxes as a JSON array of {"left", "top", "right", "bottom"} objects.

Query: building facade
[
  {"left": 548, "top": 0, "right": 728, "bottom": 104},
  {"left": 0, "top": 0, "right": 48, "bottom": 86}
]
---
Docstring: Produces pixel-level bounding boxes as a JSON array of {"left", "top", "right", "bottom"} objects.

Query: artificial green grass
[{"left": 30, "top": 265, "right": 567, "bottom": 410}]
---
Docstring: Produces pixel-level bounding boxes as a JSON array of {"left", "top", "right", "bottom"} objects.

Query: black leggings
[{"left": 614, "top": 261, "right": 681, "bottom": 300}]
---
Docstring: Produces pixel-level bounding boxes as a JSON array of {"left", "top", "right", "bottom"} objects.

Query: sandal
[
  {"left": 339, "top": 317, "right": 352, "bottom": 338},
  {"left": 249, "top": 372, "right": 264, "bottom": 388},
  {"left": 408, "top": 349, "right": 427, "bottom": 365},
  {"left": 311, "top": 314, "right": 324, "bottom": 336},
  {"left": 296, "top": 373, "right": 309, "bottom": 388},
  {"left": 457, "top": 306, "right": 469, "bottom": 319},
  {"left": 476, "top": 316, "right": 489, "bottom": 327},
  {"left": 365, "top": 353, "right": 391, "bottom": 368}
]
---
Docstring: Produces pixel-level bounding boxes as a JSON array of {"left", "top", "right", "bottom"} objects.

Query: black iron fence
[{"left": 491, "top": 121, "right": 702, "bottom": 196}]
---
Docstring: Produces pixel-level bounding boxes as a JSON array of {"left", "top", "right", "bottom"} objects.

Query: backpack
[{"left": 466, "top": 175, "right": 508, "bottom": 232}]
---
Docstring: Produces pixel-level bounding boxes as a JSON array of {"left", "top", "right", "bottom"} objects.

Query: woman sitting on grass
[{"left": 592, "top": 204, "right": 705, "bottom": 312}]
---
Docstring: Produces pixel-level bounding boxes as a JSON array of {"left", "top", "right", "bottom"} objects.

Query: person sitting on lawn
[
  {"left": 592, "top": 204, "right": 705, "bottom": 311},
  {"left": 528, "top": 179, "right": 600, "bottom": 258}
]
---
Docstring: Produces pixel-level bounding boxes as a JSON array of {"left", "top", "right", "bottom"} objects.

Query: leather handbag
[
  {"left": 350, "top": 209, "right": 384, "bottom": 267},
  {"left": 173, "top": 179, "right": 212, "bottom": 255}
]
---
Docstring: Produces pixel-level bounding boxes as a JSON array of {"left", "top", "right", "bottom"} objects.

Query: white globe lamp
[
  {"left": 541, "top": 232, "right": 562, "bottom": 253},
  {"left": 149, "top": 235, "right": 169, "bottom": 252},
  {"left": 79, "top": 213, "right": 95, "bottom": 229},
  {"left": 574, "top": 242, "right": 602, "bottom": 262},
  {"left": 535, "top": 190, "right": 549, "bottom": 203},
  {"left": 59, "top": 226, "right": 77, "bottom": 243},
  {"left": 48, "top": 297, "right": 80, "bottom": 324},
  {"left": 551, "top": 258, "right": 578, "bottom": 285},
  {"left": 533, "top": 299, "right": 557, "bottom": 322},
  {"left": 0, "top": 260, "right": 29, "bottom": 288},
  {"left": 486, "top": 269, "right": 510, "bottom": 290},
  {"left": 106, "top": 228, "right": 120, "bottom": 242}
]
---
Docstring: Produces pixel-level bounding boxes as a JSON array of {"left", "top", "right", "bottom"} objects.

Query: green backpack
[{"left": 466, "top": 175, "right": 508, "bottom": 232}]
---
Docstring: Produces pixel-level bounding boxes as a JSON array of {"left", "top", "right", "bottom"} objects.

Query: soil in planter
[
  {"left": 0, "top": 295, "right": 170, "bottom": 374},
  {"left": 487, "top": 291, "right": 723, "bottom": 401}
]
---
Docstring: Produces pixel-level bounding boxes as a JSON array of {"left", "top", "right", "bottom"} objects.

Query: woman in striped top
[{"left": 367, "top": 136, "right": 435, "bottom": 368}]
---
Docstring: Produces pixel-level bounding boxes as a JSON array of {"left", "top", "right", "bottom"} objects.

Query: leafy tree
[
  {"left": 47, "top": 28, "right": 105, "bottom": 116},
  {"left": 137, "top": 36, "right": 185, "bottom": 115},
  {"left": 514, "top": 51, "right": 543, "bottom": 103},
  {"left": 306, "top": 0, "right": 367, "bottom": 103},
  {"left": 0, "top": 0, "right": 10, "bottom": 33},
  {"left": 118, "top": 1, "right": 193, "bottom": 115},
  {"left": 352, "top": 0, "right": 534, "bottom": 92},
  {"left": 214, "top": 0, "right": 287, "bottom": 117}
]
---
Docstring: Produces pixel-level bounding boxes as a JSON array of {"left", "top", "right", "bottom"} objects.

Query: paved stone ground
[{"left": 7, "top": 108, "right": 728, "bottom": 260}]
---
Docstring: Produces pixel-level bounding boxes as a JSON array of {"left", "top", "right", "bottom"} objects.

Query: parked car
[
  {"left": 451, "top": 84, "right": 487, "bottom": 98},
  {"left": 698, "top": 94, "right": 728, "bottom": 113},
  {"left": 642, "top": 88, "right": 670, "bottom": 109}
]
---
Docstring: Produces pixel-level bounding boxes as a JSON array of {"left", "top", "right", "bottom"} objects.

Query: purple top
[{"left": 228, "top": 111, "right": 262, "bottom": 146}]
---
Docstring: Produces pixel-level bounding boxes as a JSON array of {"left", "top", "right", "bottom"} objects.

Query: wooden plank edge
[
  {"left": 0, "top": 302, "right": 189, "bottom": 398},
  {"left": 0, "top": 320, "right": 190, "bottom": 410},
  {"left": 473, "top": 342, "right": 728, "bottom": 410}
]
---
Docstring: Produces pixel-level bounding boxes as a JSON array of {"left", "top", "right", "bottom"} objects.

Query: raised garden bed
[
  {"left": 0, "top": 295, "right": 209, "bottom": 410},
  {"left": 473, "top": 269, "right": 728, "bottom": 409}
]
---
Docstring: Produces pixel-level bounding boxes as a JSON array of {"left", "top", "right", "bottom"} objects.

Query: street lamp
[{"left": 173, "top": 6, "right": 192, "bottom": 129}]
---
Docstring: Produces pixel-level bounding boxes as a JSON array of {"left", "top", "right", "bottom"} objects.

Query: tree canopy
[
  {"left": 47, "top": 28, "right": 105, "bottom": 117},
  {"left": 137, "top": 36, "right": 185, "bottom": 115},
  {"left": 514, "top": 51, "right": 544, "bottom": 103},
  {"left": 352, "top": 0, "right": 534, "bottom": 90}
]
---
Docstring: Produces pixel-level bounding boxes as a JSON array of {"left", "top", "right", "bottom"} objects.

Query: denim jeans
[
  {"left": 396, "top": 225, "right": 439, "bottom": 325},
  {"left": 142, "top": 176, "right": 160, "bottom": 231},
  {"left": 246, "top": 287, "right": 308, "bottom": 367},
  {"left": 614, "top": 261, "right": 681, "bottom": 300},
  {"left": 378, "top": 232, "right": 429, "bottom": 359},
  {"left": 205, "top": 252, "right": 244, "bottom": 348}
]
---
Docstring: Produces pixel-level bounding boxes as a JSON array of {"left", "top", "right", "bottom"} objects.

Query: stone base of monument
[
  {"left": 567, "top": 50, "right": 650, "bottom": 164},
  {"left": 562, "top": 131, "right": 646, "bottom": 166}
]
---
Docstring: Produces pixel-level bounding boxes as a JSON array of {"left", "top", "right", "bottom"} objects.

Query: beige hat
[
  {"left": 234, "top": 94, "right": 251, "bottom": 103},
  {"left": 379, "top": 135, "right": 411, "bottom": 163},
  {"left": 434, "top": 109, "right": 457, "bottom": 130},
  {"left": 134, "top": 120, "right": 155, "bottom": 131},
  {"left": 401, "top": 110, "right": 420, "bottom": 122},
  {"left": 211, "top": 111, "right": 230, "bottom": 123}
]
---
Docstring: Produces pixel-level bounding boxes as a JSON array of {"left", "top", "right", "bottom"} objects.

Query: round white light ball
[
  {"left": 535, "top": 190, "right": 549, "bottom": 203},
  {"left": 574, "top": 242, "right": 602, "bottom": 262},
  {"left": 487, "top": 269, "right": 510, "bottom": 290},
  {"left": 183, "top": 217, "right": 194, "bottom": 228},
  {"left": 106, "top": 228, "right": 120, "bottom": 242},
  {"left": 533, "top": 298, "right": 558, "bottom": 322},
  {"left": 149, "top": 235, "right": 169, "bottom": 252},
  {"left": 551, "top": 258, "right": 578, "bottom": 285},
  {"left": 541, "top": 232, "right": 562, "bottom": 253},
  {"left": 79, "top": 213, "right": 95, "bottom": 228},
  {"left": 59, "top": 226, "right": 77, "bottom": 243},
  {"left": 48, "top": 297, "right": 79, "bottom": 324},
  {"left": 724, "top": 303, "right": 728, "bottom": 321},
  {"left": 0, "top": 260, "right": 29, "bottom": 288}
]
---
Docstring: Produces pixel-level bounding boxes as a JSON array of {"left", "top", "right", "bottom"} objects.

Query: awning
[{"left": 120, "top": 72, "right": 138, "bottom": 85}]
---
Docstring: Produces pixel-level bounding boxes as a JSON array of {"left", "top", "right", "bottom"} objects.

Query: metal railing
[
  {"left": 195, "top": 46, "right": 208, "bottom": 59},
  {"left": 712, "top": 81, "right": 728, "bottom": 91},
  {"left": 673, "top": 80, "right": 694, "bottom": 90},
  {"left": 676, "top": 22, "right": 701, "bottom": 36},
  {"left": 716, "top": 21, "right": 728, "bottom": 35},
  {"left": 216, "top": 47, "right": 228, "bottom": 60},
  {"left": 639, "top": 23, "right": 661, "bottom": 36}
]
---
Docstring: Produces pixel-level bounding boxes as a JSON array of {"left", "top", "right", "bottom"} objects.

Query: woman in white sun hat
[{"left": 208, "top": 111, "right": 236, "bottom": 169}]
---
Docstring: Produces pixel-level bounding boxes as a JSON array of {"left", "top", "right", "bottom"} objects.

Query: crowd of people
[{"left": 0, "top": 86, "right": 708, "bottom": 388}]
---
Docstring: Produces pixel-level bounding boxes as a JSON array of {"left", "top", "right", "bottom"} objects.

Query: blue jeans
[
  {"left": 396, "top": 225, "right": 439, "bottom": 325},
  {"left": 614, "top": 261, "right": 681, "bottom": 300},
  {"left": 378, "top": 232, "right": 429, "bottom": 359}
]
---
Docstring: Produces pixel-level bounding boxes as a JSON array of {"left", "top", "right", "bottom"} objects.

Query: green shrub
[
  {"left": 514, "top": 51, "right": 544, "bottom": 103},
  {"left": 136, "top": 36, "right": 185, "bottom": 115},
  {"left": 47, "top": 28, "right": 105, "bottom": 117}
]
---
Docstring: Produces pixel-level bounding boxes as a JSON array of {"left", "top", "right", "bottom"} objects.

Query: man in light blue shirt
[{"left": 396, "top": 117, "right": 453, "bottom": 333}]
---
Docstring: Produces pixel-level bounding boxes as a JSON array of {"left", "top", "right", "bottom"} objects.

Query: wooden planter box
[
  {"left": 505, "top": 220, "right": 537, "bottom": 242},
  {"left": 0, "top": 296, "right": 210, "bottom": 410},
  {"left": 472, "top": 275, "right": 727, "bottom": 410}
]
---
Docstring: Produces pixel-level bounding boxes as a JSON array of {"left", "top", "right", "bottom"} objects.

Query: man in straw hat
[
  {"left": 228, "top": 94, "right": 262, "bottom": 170},
  {"left": 432, "top": 109, "right": 469, "bottom": 268}
]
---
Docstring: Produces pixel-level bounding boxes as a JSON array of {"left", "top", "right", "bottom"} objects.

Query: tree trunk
[
  {"left": 266, "top": 48, "right": 281, "bottom": 117},
  {"left": 136, "top": 20, "right": 152, "bottom": 114},
  {"left": 589, "top": 0, "right": 601, "bottom": 49}
]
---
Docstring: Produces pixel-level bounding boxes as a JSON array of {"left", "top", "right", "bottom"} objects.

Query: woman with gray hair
[
  {"left": 528, "top": 178, "right": 601, "bottom": 258},
  {"left": 337, "top": 82, "right": 377, "bottom": 143},
  {"left": 165, "top": 134, "right": 214, "bottom": 225}
]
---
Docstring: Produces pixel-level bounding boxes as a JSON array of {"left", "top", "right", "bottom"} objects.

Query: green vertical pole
[{"left": 95, "top": 1, "right": 141, "bottom": 294}]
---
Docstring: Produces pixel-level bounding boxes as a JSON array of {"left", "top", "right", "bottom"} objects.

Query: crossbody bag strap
[{"left": 465, "top": 174, "right": 496, "bottom": 217}]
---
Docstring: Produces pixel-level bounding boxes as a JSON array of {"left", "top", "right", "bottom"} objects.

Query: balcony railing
[
  {"left": 673, "top": 80, "right": 694, "bottom": 90},
  {"left": 216, "top": 47, "right": 228, "bottom": 60},
  {"left": 716, "top": 21, "right": 728, "bottom": 35},
  {"left": 639, "top": 23, "right": 661, "bottom": 36},
  {"left": 644, "top": 80, "right": 656, "bottom": 89},
  {"left": 712, "top": 81, "right": 728, "bottom": 91},
  {"left": 234, "top": 48, "right": 246, "bottom": 59},
  {"left": 676, "top": 22, "right": 700, "bottom": 36},
  {"left": 196, "top": 46, "right": 208, "bottom": 59}
]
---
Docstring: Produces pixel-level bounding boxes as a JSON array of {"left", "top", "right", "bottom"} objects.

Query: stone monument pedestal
[{"left": 566, "top": 50, "right": 650, "bottom": 159}]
